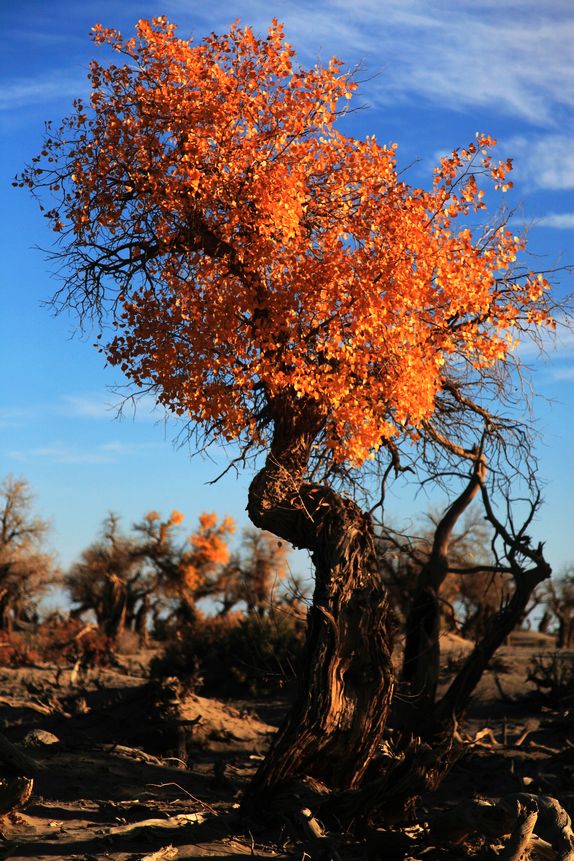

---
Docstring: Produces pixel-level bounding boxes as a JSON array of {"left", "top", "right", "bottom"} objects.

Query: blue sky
[{"left": 1, "top": 0, "right": 573, "bottom": 579}]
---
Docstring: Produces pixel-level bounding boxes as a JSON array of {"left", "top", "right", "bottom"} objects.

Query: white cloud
[
  {"left": 0, "top": 71, "right": 88, "bottom": 112},
  {"left": 61, "top": 394, "right": 116, "bottom": 419},
  {"left": 165, "top": 0, "right": 574, "bottom": 127},
  {"left": 514, "top": 325, "right": 574, "bottom": 361},
  {"left": 0, "top": 407, "right": 35, "bottom": 430},
  {"left": 28, "top": 444, "right": 116, "bottom": 465},
  {"left": 505, "top": 134, "right": 574, "bottom": 190},
  {"left": 551, "top": 366, "right": 574, "bottom": 381},
  {"left": 513, "top": 213, "right": 574, "bottom": 230},
  {"left": 6, "top": 2, "right": 571, "bottom": 127},
  {"left": 62, "top": 392, "right": 165, "bottom": 422},
  {"left": 7, "top": 439, "right": 166, "bottom": 466},
  {"left": 538, "top": 214, "right": 574, "bottom": 229}
]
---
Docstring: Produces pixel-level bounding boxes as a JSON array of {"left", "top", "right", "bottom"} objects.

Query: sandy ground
[{"left": 0, "top": 630, "right": 571, "bottom": 860}]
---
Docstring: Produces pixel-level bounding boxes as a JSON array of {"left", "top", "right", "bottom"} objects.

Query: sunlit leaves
[{"left": 20, "top": 19, "right": 554, "bottom": 467}]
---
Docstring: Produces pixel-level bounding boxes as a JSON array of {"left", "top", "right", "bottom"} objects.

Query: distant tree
[
  {"left": 215, "top": 529, "right": 290, "bottom": 617},
  {"left": 21, "top": 16, "right": 564, "bottom": 818},
  {"left": 380, "top": 507, "right": 511, "bottom": 638},
  {"left": 140, "top": 510, "right": 235, "bottom": 624},
  {"left": 66, "top": 509, "right": 235, "bottom": 641},
  {"left": 65, "top": 512, "right": 148, "bottom": 641},
  {"left": 0, "top": 476, "right": 59, "bottom": 631},
  {"left": 540, "top": 567, "right": 574, "bottom": 648}
]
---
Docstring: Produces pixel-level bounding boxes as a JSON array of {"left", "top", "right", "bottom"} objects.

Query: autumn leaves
[{"left": 20, "top": 18, "right": 554, "bottom": 468}]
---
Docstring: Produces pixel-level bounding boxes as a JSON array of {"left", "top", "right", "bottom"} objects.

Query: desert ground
[{"left": 0, "top": 630, "right": 571, "bottom": 860}]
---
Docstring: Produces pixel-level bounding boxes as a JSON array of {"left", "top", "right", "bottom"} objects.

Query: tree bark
[
  {"left": 397, "top": 457, "right": 486, "bottom": 732},
  {"left": 243, "top": 399, "right": 395, "bottom": 802}
]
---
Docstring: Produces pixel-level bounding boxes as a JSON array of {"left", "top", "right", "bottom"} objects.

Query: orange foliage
[
  {"left": 140, "top": 509, "right": 234, "bottom": 596},
  {"left": 188, "top": 512, "right": 235, "bottom": 567},
  {"left": 20, "top": 18, "right": 554, "bottom": 466}
]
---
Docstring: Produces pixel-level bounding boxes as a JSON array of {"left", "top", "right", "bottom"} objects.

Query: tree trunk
[
  {"left": 0, "top": 589, "right": 12, "bottom": 633},
  {"left": 102, "top": 574, "right": 127, "bottom": 641},
  {"left": 135, "top": 594, "right": 150, "bottom": 646},
  {"left": 434, "top": 562, "right": 549, "bottom": 724},
  {"left": 243, "top": 399, "right": 395, "bottom": 803},
  {"left": 397, "top": 458, "right": 486, "bottom": 733}
]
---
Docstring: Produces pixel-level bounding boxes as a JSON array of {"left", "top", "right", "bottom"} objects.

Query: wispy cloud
[
  {"left": 7, "top": 440, "right": 165, "bottom": 465},
  {"left": 0, "top": 71, "right": 88, "bottom": 112},
  {"left": 165, "top": 0, "right": 574, "bottom": 127},
  {"left": 61, "top": 394, "right": 118, "bottom": 420},
  {"left": 0, "top": 406, "right": 36, "bottom": 430},
  {"left": 513, "top": 213, "right": 574, "bottom": 230},
  {"left": 514, "top": 325, "right": 574, "bottom": 361},
  {"left": 62, "top": 392, "right": 166, "bottom": 423},
  {"left": 0, "top": 393, "right": 167, "bottom": 434},
  {"left": 550, "top": 366, "right": 574, "bottom": 381},
  {"left": 505, "top": 134, "right": 574, "bottom": 190},
  {"left": 6, "top": 1, "right": 571, "bottom": 128}
]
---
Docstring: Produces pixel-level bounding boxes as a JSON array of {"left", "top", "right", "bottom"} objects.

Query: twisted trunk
[{"left": 243, "top": 400, "right": 395, "bottom": 802}]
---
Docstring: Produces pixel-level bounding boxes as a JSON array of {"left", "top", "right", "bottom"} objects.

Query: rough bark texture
[{"left": 243, "top": 400, "right": 395, "bottom": 802}]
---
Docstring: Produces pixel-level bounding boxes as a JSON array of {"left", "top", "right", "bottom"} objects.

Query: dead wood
[
  {"left": 499, "top": 798, "right": 539, "bottom": 861},
  {"left": 433, "top": 483, "right": 551, "bottom": 727},
  {"left": 429, "top": 793, "right": 574, "bottom": 861},
  {"left": 399, "top": 454, "right": 486, "bottom": 729},
  {"left": 105, "top": 811, "right": 205, "bottom": 836},
  {"left": 499, "top": 794, "right": 574, "bottom": 861},
  {"left": 0, "top": 776, "right": 33, "bottom": 816},
  {"left": 139, "top": 847, "right": 178, "bottom": 861},
  {"left": 514, "top": 718, "right": 541, "bottom": 747},
  {"left": 429, "top": 798, "right": 514, "bottom": 844}
]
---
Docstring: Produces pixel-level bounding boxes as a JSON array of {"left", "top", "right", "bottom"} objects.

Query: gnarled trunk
[{"left": 243, "top": 400, "right": 395, "bottom": 802}]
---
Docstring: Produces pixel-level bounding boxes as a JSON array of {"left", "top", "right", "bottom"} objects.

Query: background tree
[
  {"left": 21, "top": 17, "right": 562, "bottom": 813},
  {"left": 214, "top": 529, "right": 290, "bottom": 617},
  {"left": 0, "top": 476, "right": 59, "bottom": 631},
  {"left": 66, "top": 512, "right": 149, "bottom": 641},
  {"left": 539, "top": 566, "right": 574, "bottom": 648},
  {"left": 139, "top": 510, "right": 235, "bottom": 625},
  {"left": 66, "top": 509, "right": 234, "bottom": 641},
  {"left": 380, "top": 507, "right": 511, "bottom": 638}
]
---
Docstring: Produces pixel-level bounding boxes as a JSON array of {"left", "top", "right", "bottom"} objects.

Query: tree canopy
[{"left": 19, "top": 17, "right": 556, "bottom": 472}]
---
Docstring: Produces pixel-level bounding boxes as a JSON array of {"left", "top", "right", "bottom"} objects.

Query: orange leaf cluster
[{"left": 21, "top": 18, "right": 554, "bottom": 466}]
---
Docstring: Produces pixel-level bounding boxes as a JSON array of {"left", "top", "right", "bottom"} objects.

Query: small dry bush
[
  {"left": 0, "top": 619, "right": 118, "bottom": 669},
  {"left": 0, "top": 631, "right": 42, "bottom": 667},
  {"left": 152, "top": 609, "right": 305, "bottom": 696}
]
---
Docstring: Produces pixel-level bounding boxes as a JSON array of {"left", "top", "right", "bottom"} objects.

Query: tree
[
  {"left": 379, "top": 506, "right": 511, "bottom": 638},
  {"left": 385, "top": 459, "right": 549, "bottom": 743},
  {"left": 66, "top": 509, "right": 234, "bottom": 640},
  {"left": 139, "top": 509, "right": 235, "bottom": 624},
  {"left": 214, "top": 528, "right": 290, "bottom": 617},
  {"left": 20, "top": 17, "right": 561, "bottom": 815},
  {"left": 539, "top": 567, "right": 574, "bottom": 648},
  {"left": 66, "top": 512, "right": 149, "bottom": 641},
  {"left": 0, "top": 476, "right": 59, "bottom": 631}
]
